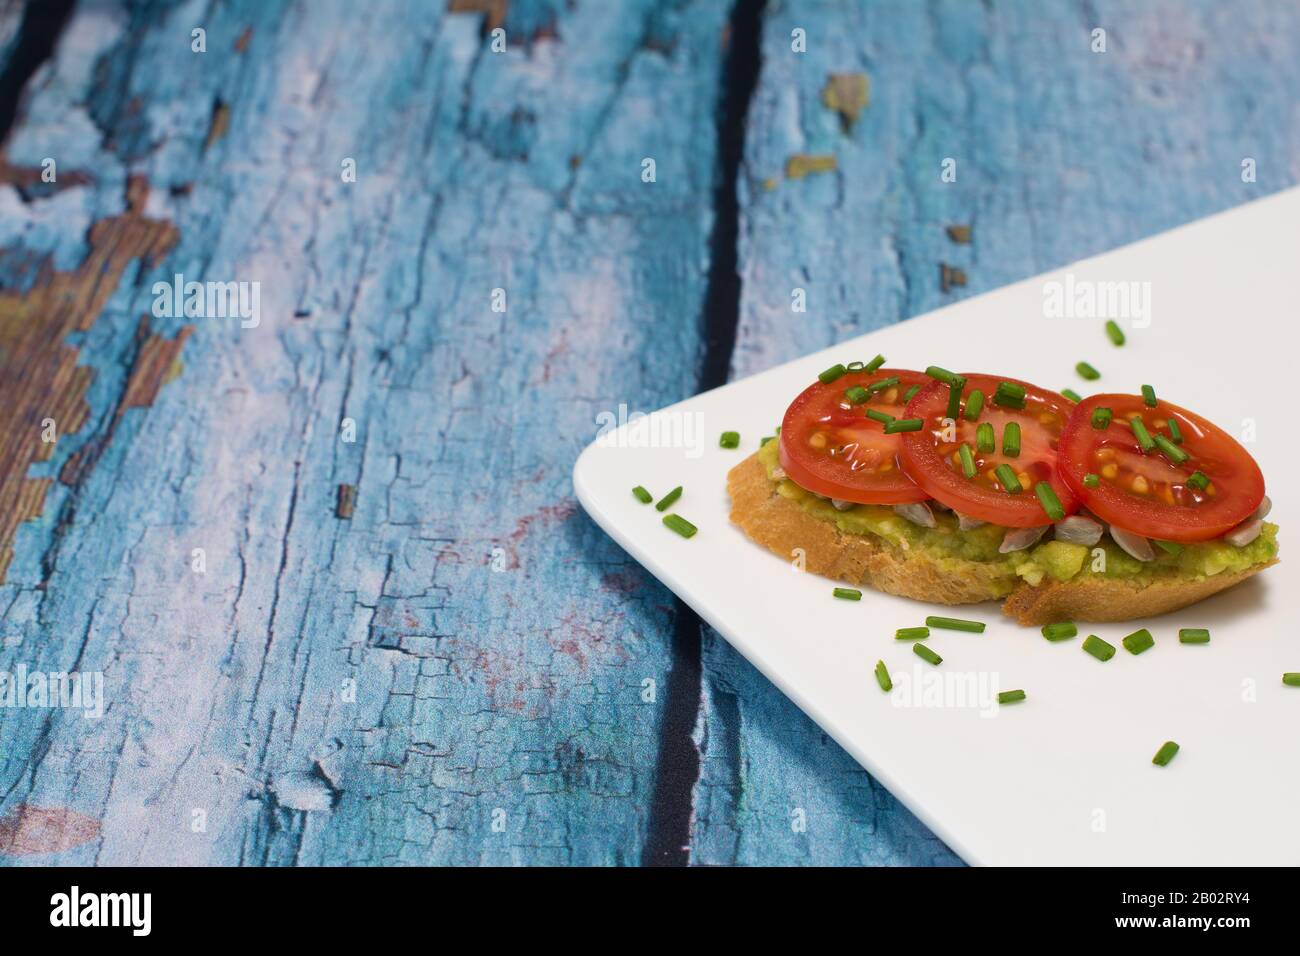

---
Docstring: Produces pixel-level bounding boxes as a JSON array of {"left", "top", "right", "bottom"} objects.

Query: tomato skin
[
  {"left": 1058, "top": 394, "right": 1264, "bottom": 542},
  {"left": 899, "top": 374, "right": 1080, "bottom": 527},
  {"left": 778, "top": 368, "right": 930, "bottom": 505}
]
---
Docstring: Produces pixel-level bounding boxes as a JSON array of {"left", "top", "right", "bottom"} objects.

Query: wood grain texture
[
  {"left": 1, "top": 0, "right": 1297, "bottom": 867},
  {"left": 693, "top": 0, "right": 1300, "bottom": 865},
  {"left": 0, "top": 0, "right": 730, "bottom": 865}
]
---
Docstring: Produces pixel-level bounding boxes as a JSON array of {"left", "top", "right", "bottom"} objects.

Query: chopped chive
[
  {"left": 884, "top": 417, "right": 924, "bottom": 434},
  {"left": 1090, "top": 407, "right": 1113, "bottom": 429},
  {"left": 925, "top": 365, "right": 961, "bottom": 386},
  {"left": 1061, "top": 388, "right": 1082, "bottom": 403},
  {"left": 1152, "top": 434, "right": 1188, "bottom": 464},
  {"left": 1152, "top": 741, "right": 1180, "bottom": 767},
  {"left": 632, "top": 486, "right": 653, "bottom": 504},
  {"left": 1075, "top": 361, "right": 1100, "bottom": 381},
  {"left": 833, "top": 587, "right": 862, "bottom": 601},
  {"left": 912, "top": 643, "right": 942, "bottom": 666},
  {"left": 844, "top": 385, "right": 871, "bottom": 404},
  {"left": 867, "top": 375, "right": 901, "bottom": 394},
  {"left": 1035, "top": 481, "right": 1065, "bottom": 521},
  {"left": 846, "top": 361, "right": 865, "bottom": 372},
  {"left": 1041, "top": 621, "right": 1077, "bottom": 642},
  {"left": 1141, "top": 384, "right": 1157, "bottom": 407},
  {"left": 1122, "top": 627, "right": 1155, "bottom": 655},
  {"left": 864, "top": 354, "right": 886, "bottom": 374},
  {"left": 976, "top": 422, "right": 995, "bottom": 454},
  {"left": 719, "top": 431, "right": 740, "bottom": 449},
  {"left": 866, "top": 408, "right": 894, "bottom": 425},
  {"left": 760, "top": 435, "right": 775, "bottom": 446},
  {"left": 1002, "top": 422, "right": 1021, "bottom": 457},
  {"left": 1167, "top": 418, "right": 1184, "bottom": 444},
  {"left": 1154, "top": 539, "right": 1183, "bottom": 556},
  {"left": 1129, "top": 417, "right": 1155, "bottom": 453},
  {"left": 655, "top": 486, "right": 683, "bottom": 512},
  {"left": 818, "top": 364, "right": 846, "bottom": 384},
  {"left": 963, "top": 389, "right": 984, "bottom": 421},
  {"left": 1082, "top": 634, "right": 1116, "bottom": 661},
  {"left": 1283, "top": 673, "right": 1300, "bottom": 687},
  {"left": 994, "top": 463, "right": 1022, "bottom": 494},
  {"left": 1186, "top": 470, "right": 1210, "bottom": 491},
  {"left": 925, "top": 615, "right": 986, "bottom": 633},
  {"left": 1105, "top": 319, "right": 1125, "bottom": 346},
  {"left": 945, "top": 378, "right": 965, "bottom": 420},
  {"left": 903, "top": 384, "right": 922, "bottom": 403},
  {"left": 958, "top": 443, "right": 976, "bottom": 479},
  {"left": 1178, "top": 627, "right": 1210, "bottom": 644},
  {"left": 775, "top": 425, "right": 781, "bottom": 434},
  {"left": 997, "top": 689, "right": 1026, "bottom": 704},
  {"left": 874, "top": 660, "right": 892, "bottom": 692},
  {"left": 1083, "top": 473, "right": 1100, "bottom": 488},
  {"left": 662, "top": 514, "right": 697, "bottom": 538},
  {"left": 895, "top": 626, "right": 930, "bottom": 640},
  {"left": 993, "top": 381, "right": 1026, "bottom": 409}
]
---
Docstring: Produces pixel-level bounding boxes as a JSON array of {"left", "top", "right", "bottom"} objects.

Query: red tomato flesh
[
  {"left": 1057, "top": 394, "right": 1264, "bottom": 542},
  {"left": 778, "top": 368, "right": 931, "bottom": 505},
  {"left": 899, "top": 373, "right": 1079, "bottom": 527}
]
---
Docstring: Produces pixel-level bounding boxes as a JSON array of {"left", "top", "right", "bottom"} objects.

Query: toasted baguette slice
[{"left": 728, "top": 452, "right": 1277, "bottom": 626}]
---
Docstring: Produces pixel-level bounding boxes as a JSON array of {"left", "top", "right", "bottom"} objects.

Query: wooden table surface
[{"left": 0, "top": 0, "right": 1296, "bottom": 865}]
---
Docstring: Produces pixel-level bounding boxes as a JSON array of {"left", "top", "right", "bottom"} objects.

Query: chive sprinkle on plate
[
  {"left": 875, "top": 660, "right": 893, "bottom": 692},
  {"left": 1090, "top": 406, "right": 1113, "bottom": 429},
  {"left": 866, "top": 408, "right": 894, "bottom": 425},
  {"left": 1152, "top": 741, "right": 1180, "bottom": 767},
  {"left": 844, "top": 385, "right": 871, "bottom": 404},
  {"left": 976, "top": 422, "right": 996, "bottom": 454},
  {"left": 1076, "top": 361, "right": 1100, "bottom": 381},
  {"left": 926, "top": 615, "right": 986, "bottom": 633},
  {"left": 1083, "top": 473, "right": 1100, "bottom": 488},
  {"left": 818, "top": 364, "right": 847, "bottom": 384},
  {"left": 963, "top": 389, "right": 984, "bottom": 421},
  {"left": 925, "top": 365, "right": 961, "bottom": 386},
  {"left": 1082, "top": 634, "right": 1116, "bottom": 661},
  {"left": 632, "top": 485, "right": 653, "bottom": 504},
  {"left": 1123, "top": 627, "right": 1155, "bottom": 655},
  {"left": 1167, "top": 418, "right": 1184, "bottom": 444},
  {"left": 1061, "top": 388, "right": 1082, "bottom": 403},
  {"left": 864, "top": 354, "right": 887, "bottom": 374},
  {"left": 1153, "top": 434, "right": 1188, "bottom": 465},
  {"left": 662, "top": 514, "right": 697, "bottom": 538},
  {"left": 719, "top": 431, "right": 740, "bottom": 449},
  {"left": 1141, "top": 384, "right": 1158, "bottom": 407},
  {"left": 1178, "top": 627, "right": 1210, "bottom": 644},
  {"left": 1105, "top": 319, "right": 1125, "bottom": 346},
  {"left": 903, "top": 383, "right": 922, "bottom": 403},
  {"left": 833, "top": 587, "right": 862, "bottom": 601},
  {"left": 1186, "top": 470, "right": 1211, "bottom": 491},
  {"left": 1283, "top": 673, "right": 1300, "bottom": 687},
  {"left": 655, "top": 485, "right": 683, "bottom": 512},
  {"left": 1041, "top": 621, "right": 1077, "bottom": 641},
  {"left": 913, "top": 643, "right": 942, "bottom": 666},
  {"left": 997, "top": 689, "right": 1026, "bottom": 704},
  {"left": 1130, "top": 417, "right": 1156, "bottom": 453},
  {"left": 895, "top": 626, "right": 930, "bottom": 640}
]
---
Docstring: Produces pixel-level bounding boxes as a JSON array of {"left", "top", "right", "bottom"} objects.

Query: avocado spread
[{"left": 757, "top": 441, "right": 1278, "bottom": 588}]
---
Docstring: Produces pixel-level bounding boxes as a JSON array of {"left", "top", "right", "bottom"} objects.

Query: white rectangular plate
[{"left": 574, "top": 188, "right": 1300, "bottom": 866}]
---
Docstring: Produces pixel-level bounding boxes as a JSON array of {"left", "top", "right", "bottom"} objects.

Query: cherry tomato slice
[
  {"left": 778, "top": 368, "right": 931, "bottom": 505},
  {"left": 899, "top": 373, "right": 1079, "bottom": 527},
  {"left": 1058, "top": 393, "right": 1264, "bottom": 542}
]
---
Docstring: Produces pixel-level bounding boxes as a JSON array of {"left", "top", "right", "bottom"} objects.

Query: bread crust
[{"left": 727, "top": 451, "right": 1277, "bottom": 626}]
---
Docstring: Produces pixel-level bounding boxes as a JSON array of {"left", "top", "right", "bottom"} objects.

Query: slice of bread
[{"left": 727, "top": 451, "right": 1276, "bottom": 626}]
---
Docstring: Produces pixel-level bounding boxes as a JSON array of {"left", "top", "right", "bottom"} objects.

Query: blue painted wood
[
  {"left": 2, "top": 0, "right": 1298, "bottom": 867},
  {"left": 695, "top": 0, "right": 1300, "bottom": 864},
  {"left": 0, "top": 0, "right": 731, "bottom": 865}
]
